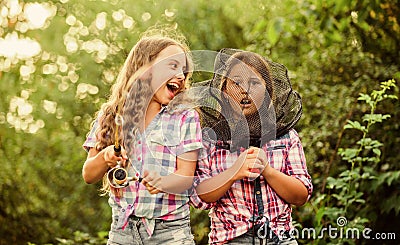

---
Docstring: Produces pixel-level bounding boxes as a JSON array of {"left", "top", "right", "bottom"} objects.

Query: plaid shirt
[
  {"left": 191, "top": 129, "right": 313, "bottom": 244},
  {"left": 83, "top": 107, "right": 203, "bottom": 237}
]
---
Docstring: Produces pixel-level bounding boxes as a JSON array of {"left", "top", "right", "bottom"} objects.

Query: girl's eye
[
  {"left": 250, "top": 79, "right": 261, "bottom": 86},
  {"left": 170, "top": 63, "right": 178, "bottom": 69},
  {"left": 232, "top": 79, "right": 242, "bottom": 86}
]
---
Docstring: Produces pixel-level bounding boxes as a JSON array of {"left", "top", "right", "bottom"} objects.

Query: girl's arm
[
  {"left": 261, "top": 166, "right": 308, "bottom": 206},
  {"left": 195, "top": 148, "right": 264, "bottom": 203},
  {"left": 195, "top": 166, "right": 237, "bottom": 203},
  {"left": 260, "top": 135, "right": 310, "bottom": 206},
  {"left": 142, "top": 150, "right": 199, "bottom": 194},
  {"left": 82, "top": 145, "right": 127, "bottom": 184}
]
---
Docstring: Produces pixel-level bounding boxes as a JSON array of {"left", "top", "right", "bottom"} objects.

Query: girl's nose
[
  {"left": 240, "top": 82, "right": 250, "bottom": 93},
  {"left": 175, "top": 69, "right": 185, "bottom": 80}
]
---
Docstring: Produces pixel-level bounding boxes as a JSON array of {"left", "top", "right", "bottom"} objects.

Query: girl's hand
[
  {"left": 103, "top": 145, "right": 128, "bottom": 168},
  {"left": 250, "top": 147, "right": 269, "bottom": 174},
  {"left": 142, "top": 170, "right": 163, "bottom": 195},
  {"left": 231, "top": 147, "right": 268, "bottom": 181}
]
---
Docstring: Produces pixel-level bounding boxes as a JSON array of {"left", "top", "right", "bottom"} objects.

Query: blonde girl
[{"left": 82, "top": 27, "right": 202, "bottom": 244}]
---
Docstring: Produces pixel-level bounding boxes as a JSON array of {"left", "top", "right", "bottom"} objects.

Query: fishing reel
[{"left": 107, "top": 145, "right": 142, "bottom": 188}]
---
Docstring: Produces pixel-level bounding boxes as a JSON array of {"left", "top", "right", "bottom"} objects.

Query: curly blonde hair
[{"left": 92, "top": 26, "right": 192, "bottom": 196}]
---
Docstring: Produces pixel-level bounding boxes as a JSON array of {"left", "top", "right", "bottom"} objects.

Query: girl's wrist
[
  {"left": 102, "top": 148, "right": 109, "bottom": 162},
  {"left": 227, "top": 166, "right": 241, "bottom": 182},
  {"left": 262, "top": 165, "right": 273, "bottom": 178},
  {"left": 101, "top": 148, "right": 112, "bottom": 168}
]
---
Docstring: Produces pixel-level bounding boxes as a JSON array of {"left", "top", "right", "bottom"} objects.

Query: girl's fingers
[
  {"left": 246, "top": 148, "right": 255, "bottom": 154},
  {"left": 141, "top": 180, "right": 148, "bottom": 186},
  {"left": 246, "top": 172, "right": 260, "bottom": 179},
  {"left": 147, "top": 185, "right": 154, "bottom": 191},
  {"left": 149, "top": 189, "right": 160, "bottom": 195},
  {"left": 141, "top": 170, "right": 163, "bottom": 194},
  {"left": 246, "top": 147, "right": 267, "bottom": 160},
  {"left": 250, "top": 162, "right": 264, "bottom": 170},
  {"left": 246, "top": 158, "right": 263, "bottom": 168},
  {"left": 142, "top": 170, "right": 150, "bottom": 178},
  {"left": 246, "top": 154, "right": 259, "bottom": 159},
  {"left": 245, "top": 154, "right": 267, "bottom": 168},
  {"left": 145, "top": 181, "right": 162, "bottom": 195}
]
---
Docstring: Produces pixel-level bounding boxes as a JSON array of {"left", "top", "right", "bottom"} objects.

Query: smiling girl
[{"left": 82, "top": 27, "right": 202, "bottom": 245}]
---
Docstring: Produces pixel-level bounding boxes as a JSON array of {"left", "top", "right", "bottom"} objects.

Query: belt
[{"left": 250, "top": 176, "right": 280, "bottom": 244}]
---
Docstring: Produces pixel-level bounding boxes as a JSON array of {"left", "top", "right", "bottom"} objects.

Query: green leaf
[
  {"left": 387, "top": 95, "right": 398, "bottom": 100},
  {"left": 333, "top": 0, "right": 348, "bottom": 14},
  {"left": 315, "top": 206, "right": 326, "bottom": 226},
  {"left": 344, "top": 120, "right": 366, "bottom": 132},
  {"left": 266, "top": 19, "right": 281, "bottom": 46},
  {"left": 373, "top": 148, "right": 381, "bottom": 156},
  {"left": 358, "top": 93, "right": 372, "bottom": 104},
  {"left": 254, "top": 19, "right": 267, "bottom": 32},
  {"left": 338, "top": 148, "right": 358, "bottom": 161},
  {"left": 362, "top": 114, "right": 391, "bottom": 123}
]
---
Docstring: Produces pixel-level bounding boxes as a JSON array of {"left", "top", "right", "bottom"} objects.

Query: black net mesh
[{"left": 192, "top": 48, "right": 302, "bottom": 149}]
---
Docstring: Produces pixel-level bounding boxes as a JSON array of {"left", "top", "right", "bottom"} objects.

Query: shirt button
[
  {"left": 138, "top": 157, "right": 141, "bottom": 161},
  {"left": 138, "top": 141, "right": 141, "bottom": 144},
  {"left": 256, "top": 191, "right": 261, "bottom": 195}
]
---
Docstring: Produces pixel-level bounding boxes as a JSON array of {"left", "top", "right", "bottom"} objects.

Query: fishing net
[{"left": 190, "top": 48, "right": 302, "bottom": 149}]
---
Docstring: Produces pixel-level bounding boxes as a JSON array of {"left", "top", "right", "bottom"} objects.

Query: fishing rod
[{"left": 107, "top": 105, "right": 142, "bottom": 188}]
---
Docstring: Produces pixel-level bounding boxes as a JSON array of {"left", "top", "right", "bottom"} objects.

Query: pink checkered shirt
[
  {"left": 191, "top": 129, "right": 313, "bottom": 244},
  {"left": 83, "top": 107, "right": 203, "bottom": 237}
]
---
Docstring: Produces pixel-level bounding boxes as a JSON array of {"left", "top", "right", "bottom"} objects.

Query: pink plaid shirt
[
  {"left": 83, "top": 107, "right": 203, "bottom": 237},
  {"left": 191, "top": 129, "right": 312, "bottom": 244}
]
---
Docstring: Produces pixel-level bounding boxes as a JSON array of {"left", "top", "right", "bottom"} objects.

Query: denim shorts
[{"left": 107, "top": 216, "right": 195, "bottom": 245}]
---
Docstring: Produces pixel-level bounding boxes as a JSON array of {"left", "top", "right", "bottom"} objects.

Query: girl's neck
[{"left": 144, "top": 99, "right": 163, "bottom": 130}]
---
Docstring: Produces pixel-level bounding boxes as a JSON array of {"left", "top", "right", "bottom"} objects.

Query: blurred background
[{"left": 0, "top": 0, "right": 399, "bottom": 244}]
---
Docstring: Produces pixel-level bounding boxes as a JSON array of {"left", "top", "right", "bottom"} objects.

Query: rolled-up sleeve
[
  {"left": 190, "top": 144, "right": 217, "bottom": 210},
  {"left": 286, "top": 130, "right": 313, "bottom": 201},
  {"left": 175, "top": 109, "right": 203, "bottom": 156},
  {"left": 82, "top": 119, "right": 98, "bottom": 152}
]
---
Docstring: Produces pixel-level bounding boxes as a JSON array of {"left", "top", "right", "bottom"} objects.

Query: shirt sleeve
[
  {"left": 189, "top": 141, "right": 217, "bottom": 210},
  {"left": 285, "top": 129, "right": 313, "bottom": 201},
  {"left": 175, "top": 109, "right": 203, "bottom": 155},
  {"left": 82, "top": 119, "right": 99, "bottom": 153}
]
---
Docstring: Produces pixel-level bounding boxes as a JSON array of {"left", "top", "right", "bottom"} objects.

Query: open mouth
[
  {"left": 166, "top": 82, "right": 181, "bottom": 94},
  {"left": 240, "top": 98, "right": 251, "bottom": 105}
]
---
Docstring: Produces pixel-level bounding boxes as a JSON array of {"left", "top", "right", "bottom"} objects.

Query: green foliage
[
  {"left": 54, "top": 231, "right": 108, "bottom": 245},
  {"left": 28, "top": 231, "right": 108, "bottom": 245},
  {"left": 0, "top": 0, "right": 399, "bottom": 244},
  {"left": 190, "top": 207, "right": 210, "bottom": 244},
  {"left": 308, "top": 80, "right": 398, "bottom": 244}
]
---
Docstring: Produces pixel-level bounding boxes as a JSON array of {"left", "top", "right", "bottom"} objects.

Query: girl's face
[
  {"left": 223, "top": 63, "right": 266, "bottom": 116},
  {"left": 149, "top": 45, "right": 187, "bottom": 106}
]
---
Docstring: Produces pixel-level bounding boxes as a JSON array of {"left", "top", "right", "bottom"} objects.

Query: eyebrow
[{"left": 169, "top": 58, "right": 186, "bottom": 68}]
